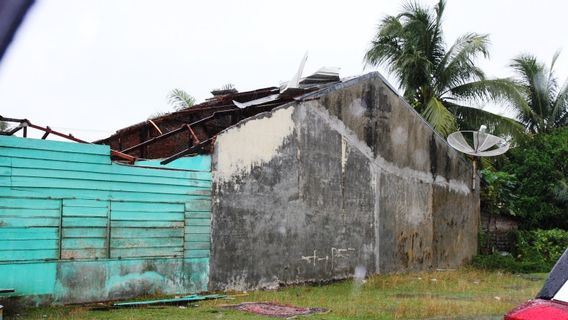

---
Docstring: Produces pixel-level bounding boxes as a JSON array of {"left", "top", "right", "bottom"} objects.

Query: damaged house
[{"left": 0, "top": 70, "right": 479, "bottom": 304}]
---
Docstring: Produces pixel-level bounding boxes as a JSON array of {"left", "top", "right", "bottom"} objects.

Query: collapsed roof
[{"left": 97, "top": 67, "right": 343, "bottom": 164}]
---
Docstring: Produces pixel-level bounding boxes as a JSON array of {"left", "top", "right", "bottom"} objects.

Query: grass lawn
[{"left": 9, "top": 268, "right": 545, "bottom": 320}]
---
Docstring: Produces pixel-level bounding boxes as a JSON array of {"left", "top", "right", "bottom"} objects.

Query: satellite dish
[
  {"left": 447, "top": 126, "right": 510, "bottom": 190},
  {"left": 447, "top": 125, "right": 510, "bottom": 157}
]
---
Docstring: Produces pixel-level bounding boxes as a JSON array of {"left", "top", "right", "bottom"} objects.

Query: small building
[{"left": 0, "top": 71, "right": 479, "bottom": 304}]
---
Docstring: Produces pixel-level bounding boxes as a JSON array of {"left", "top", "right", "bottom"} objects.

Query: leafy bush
[
  {"left": 473, "top": 229, "right": 568, "bottom": 273},
  {"left": 516, "top": 229, "right": 568, "bottom": 267},
  {"left": 503, "top": 127, "right": 568, "bottom": 229},
  {"left": 480, "top": 169, "right": 518, "bottom": 217}
]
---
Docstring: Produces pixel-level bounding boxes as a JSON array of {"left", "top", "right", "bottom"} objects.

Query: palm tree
[
  {"left": 168, "top": 88, "right": 196, "bottom": 111},
  {"left": 364, "top": 0, "right": 523, "bottom": 137},
  {"left": 507, "top": 53, "right": 568, "bottom": 134}
]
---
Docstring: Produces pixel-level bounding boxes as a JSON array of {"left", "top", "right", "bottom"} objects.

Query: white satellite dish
[{"left": 447, "top": 125, "right": 510, "bottom": 190}]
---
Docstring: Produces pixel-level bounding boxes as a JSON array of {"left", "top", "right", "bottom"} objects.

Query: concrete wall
[{"left": 210, "top": 72, "right": 479, "bottom": 291}]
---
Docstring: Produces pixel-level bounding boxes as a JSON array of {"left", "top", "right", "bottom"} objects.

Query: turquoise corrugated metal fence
[{"left": 0, "top": 136, "right": 212, "bottom": 304}]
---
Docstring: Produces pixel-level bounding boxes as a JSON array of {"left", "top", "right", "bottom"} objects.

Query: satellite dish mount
[{"left": 447, "top": 125, "right": 510, "bottom": 190}]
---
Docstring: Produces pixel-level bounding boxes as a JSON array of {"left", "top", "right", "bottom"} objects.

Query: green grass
[{"left": 8, "top": 268, "right": 546, "bottom": 320}]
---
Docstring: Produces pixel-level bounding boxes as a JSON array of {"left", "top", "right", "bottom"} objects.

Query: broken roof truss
[{"left": 1, "top": 64, "right": 341, "bottom": 165}]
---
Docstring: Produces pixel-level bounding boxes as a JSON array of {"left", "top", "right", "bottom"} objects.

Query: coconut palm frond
[
  {"left": 436, "top": 33, "right": 490, "bottom": 92},
  {"left": 422, "top": 97, "right": 457, "bottom": 136},
  {"left": 509, "top": 54, "right": 568, "bottom": 133},
  {"left": 168, "top": 89, "right": 196, "bottom": 111},
  {"left": 449, "top": 79, "right": 529, "bottom": 113},
  {"left": 552, "top": 77, "right": 568, "bottom": 127},
  {"left": 446, "top": 102, "right": 525, "bottom": 141}
]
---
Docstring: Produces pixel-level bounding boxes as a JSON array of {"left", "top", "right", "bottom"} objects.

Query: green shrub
[
  {"left": 471, "top": 253, "right": 548, "bottom": 273},
  {"left": 473, "top": 229, "right": 568, "bottom": 273},
  {"left": 502, "top": 127, "right": 568, "bottom": 229},
  {"left": 516, "top": 229, "right": 568, "bottom": 267}
]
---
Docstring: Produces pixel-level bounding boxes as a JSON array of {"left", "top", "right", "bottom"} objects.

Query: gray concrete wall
[{"left": 210, "top": 72, "right": 479, "bottom": 291}]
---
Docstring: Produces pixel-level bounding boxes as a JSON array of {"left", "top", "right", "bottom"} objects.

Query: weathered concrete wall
[{"left": 210, "top": 72, "right": 479, "bottom": 291}]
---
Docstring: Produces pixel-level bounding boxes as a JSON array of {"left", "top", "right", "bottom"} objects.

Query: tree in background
[
  {"left": 364, "top": 0, "right": 523, "bottom": 137},
  {"left": 507, "top": 53, "right": 568, "bottom": 134}
]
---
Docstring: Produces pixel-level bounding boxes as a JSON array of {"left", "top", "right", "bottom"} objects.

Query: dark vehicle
[{"left": 505, "top": 249, "right": 568, "bottom": 319}]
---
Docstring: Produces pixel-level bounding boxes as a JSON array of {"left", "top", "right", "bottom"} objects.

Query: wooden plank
[
  {"left": 111, "top": 228, "right": 183, "bottom": 239},
  {"left": 186, "top": 212, "right": 211, "bottom": 219},
  {"left": 0, "top": 136, "right": 109, "bottom": 155},
  {"left": 111, "top": 237, "right": 183, "bottom": 248},
  {"left": 184, "top": 242, "right": 210, "bottom": 250},
  {"left": 8, "top": 157, "right": 211, "bottom": 181},
  {"left": 0, "top": 208, "right": 60, "bottom": 218},
  {"left": 111, "top": 202, "right": 184, "bottom": 213},
  {"left": 11, "top": 177, "right": 209, "bottom": 195},
  {"left": 184, "top": 250, "right": 209, "bottom": 258},
  {"left": 111, "top": 221, "right": 184, "bottom": 228},
  {"left": 184, "top": 226, "right": 210, "bottom": 234},
  {"left": 61, "top": 248, "right": 107, "bottom": 259},
  {"left": 0, "top": 198, "right": 60, "bottom": 209},
  {"left": 111, "top": 211, "right": 184, "bottom": 222},
  {"left": 62, "top": 199, "right": 108, "bottom": 208},
  {"left": 0, "top": 166, "right": 10, "bottom": 176},
  {"left": 0, "top": 217, "right": 59, "bottom": 227},
  {"left": 10, "top": 158, "right": 111, "bottom": 175},
  {"left": 185, "top": 200, "right": 212, "bottom": 211},
  {"left": 113, "top": 161, "right": 212, "bottom": 179},
  {"left": 109, "top": 181, "right": 210, "bottom": 195},
  {"left": 184, "top": 233, "right": 210, "bottom": 242},
  {"left": 0, "top": 187, "right": 109, "bottom": 200},
  {"left": 62, "top": 227, "right": 107, "bottom": 238},
  {"left": 62, "top": 238, "right": 106, "bottom": 249},
  {"left": 110, "top": 191, "right": 209, "bottom": 202},
  {"left": 0, "top": 157, "right": 11, "bottom": 167},
  {"left": 135, "top": 156, "right": 211, "bottom": 172},
  {"left": 62, "top": 217, "right": 107, "bottom": 227},
  {"left": 3, "top": 147, "right": 110, "bottom": 165},
  {"left": 0, "top": 187, "right": 206, "bottom": 203},
  {"left": 185, "top": 218, "right": 211, "bottom": 227},
  {"left": 110, "top": 247, "right": 183, "bottom": 258},
  {"left": 11, "top": 177, "right": 111, "bottom": 191},
  {"left": 62, "top": 206, "right": 108, "bottom": 217},
  {"left": 0, "top": 239, "right": 58, "bottom": 250},
  {"left": 0, "top": 177, "right": 10, "bottom": 186},
  {"left": 0, "top": 227, "right": 58, "bottom": 240},
  {"left": 0, "top": 249, "right": 58, "bottom": 261},
  {"left": 12, "top": 168, "right": 212, "bottom": 188}
]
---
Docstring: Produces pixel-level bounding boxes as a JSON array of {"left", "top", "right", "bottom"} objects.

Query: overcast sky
[{"left": 1, "top": 0, "right": 567, "bottom": 141}]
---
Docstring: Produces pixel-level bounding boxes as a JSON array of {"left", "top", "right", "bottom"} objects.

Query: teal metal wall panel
[
  {"left": 0, "top": 263, "right": 57, "bottom": 296},
  {"left": 0, "top": 136, "right": 212, "bottom": 304}
]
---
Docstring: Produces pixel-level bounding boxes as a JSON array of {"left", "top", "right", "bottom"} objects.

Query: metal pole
[{"left": 472, "top": 158, "right": 477, "bottom": 191}]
